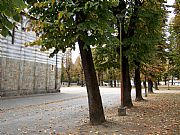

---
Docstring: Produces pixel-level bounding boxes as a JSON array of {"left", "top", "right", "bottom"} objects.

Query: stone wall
[{"left": 0, "top": 30, "right": 62, "bottom": 97}]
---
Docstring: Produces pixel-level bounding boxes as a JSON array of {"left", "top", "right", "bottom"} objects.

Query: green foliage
[
  {"left": 92, "top": 0, "right": 167, "bottom": 81},
  {"left": 0, "top": 0, "right": 26, "bottom": 36},
  {"left": 168, "top": 0, "right": 180, "bottom": 79},
  {"left": 27, "top": 0, "right": 117, "bottom": 57},
  {"left": 172, "top": 0, "right": 180, "bottom": 51},
  {"left": 92, "top": 41, "right": 119, "bottom": 71},
  {"left": 124, "top": 0, "right": 167, "bottom": 82},
  {"left": 128, "top": 0, "right": 166, "bottom": 63}
]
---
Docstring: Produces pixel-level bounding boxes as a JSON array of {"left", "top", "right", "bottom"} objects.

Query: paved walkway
[
  {"left": 0, "top": 87, "right": 123, "bottom": 135},
  {"left": 1, "top": 86, "right": 175, "bottom": 135}
]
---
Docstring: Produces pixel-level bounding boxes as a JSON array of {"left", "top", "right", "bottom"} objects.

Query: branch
[{"left": 20, "top": 11, "right": 38, "bottom": 20}]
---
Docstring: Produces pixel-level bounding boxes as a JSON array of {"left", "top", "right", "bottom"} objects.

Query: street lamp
[{"left": 116, "top": 14, "right": 126, "bottom": 116}]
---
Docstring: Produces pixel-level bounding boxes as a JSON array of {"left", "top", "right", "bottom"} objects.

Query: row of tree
[
  {"left": 1, "top": 0, "right": 179, "bottom": 125},
  {"left": 168, "top": 0, "right": 180, "bottom": 82}
]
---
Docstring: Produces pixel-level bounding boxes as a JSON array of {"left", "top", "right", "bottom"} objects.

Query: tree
[
  {"left": 113, "top": 0, "right": 155, "bottom": 106},
  {"left": 148, "top": 78, "right": 154, "bottom": 93},
  {"left": 74, "top": 56, "right": 84, "bottom": 87},
  {"left": 92, "top": 40, "right": 119, "bottom": 87},
  {"left": 168, "top": 0, "right": 180, "bottom": 80},
  {"left": 26, "top": 0, "right": 117, "bottom": 125},
  {"left": 126, "top": 0, "right": 167, "bottom": 97},
  {"left": 92, "top": 0, "right": 166, "bottom": 105},
  {"left": 64, "top": 48, "right": 73, "bottom": 87},
  {"left": 134, "top": 61, "right": 144, "bottom": 101},
  {"left": 0, "top": 0, "right": 26, "bottom": 36}
]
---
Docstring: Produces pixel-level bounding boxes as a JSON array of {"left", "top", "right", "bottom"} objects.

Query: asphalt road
[{"left": 0, "top": 87, "right": 137, "bottom": 135}]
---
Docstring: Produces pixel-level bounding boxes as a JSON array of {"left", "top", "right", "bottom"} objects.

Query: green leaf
[
  {"left": 13, "top": 13, "right": 21, "bottom": 22},
  {"left": 12, "top": 0, "right": 26, "bottom": 11},
  {"left": 0, "top": 15, "right": 13, "bottom": 29},
  {"left": 58, "top": 12, "right": 64, "bottom": 20},
  {"left": 0, "top": 26, "right": 9, "bottom": 37},
  {"left": 59, "top": 24, "right": 64, "bottom": 31}
]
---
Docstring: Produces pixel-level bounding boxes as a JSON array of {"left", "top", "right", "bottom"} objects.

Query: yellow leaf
[{"left": 52, "top": 0, "right": 55, "bottom": 5}]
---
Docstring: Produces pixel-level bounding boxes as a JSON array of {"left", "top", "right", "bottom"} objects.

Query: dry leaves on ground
[{"left": 65, "top": 91, "right": 180, "bottom": 135}]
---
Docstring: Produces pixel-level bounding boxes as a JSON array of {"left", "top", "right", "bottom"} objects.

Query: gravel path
[
  {"left": 69, "top": 89, "right": 180, "bottom": 135},
  {"left": 0, "top": 87, "right": 123, "bottom": 135}
]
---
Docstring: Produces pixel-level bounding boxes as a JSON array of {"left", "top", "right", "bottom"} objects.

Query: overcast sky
[
  {"left": 71, "top": 0, "right": 176, "bottom": 63},
  {"left": 167, "top": 0, "right": 175, "bottom": 19}
]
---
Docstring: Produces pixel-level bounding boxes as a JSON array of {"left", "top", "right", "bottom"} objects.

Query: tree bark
[
  {"left": 171, "top": 76, "right": 174, "bottom": 85},
  {"left": 154, "top": 81, "right": 159, "bottom": 90},
  {"left": 148, "top": 78, "right": 154, "bottom": 93},
  {"left": 101, "top": 73, "right": 104, "bottom": 86},
  {"left": 110, "top": 80, "right": 113, "bottom": 87},
  {"left": 98, "top": 72, "right": 101, "bottom": 86},
  {"left": 157, "top": 78, "right": 160, "bottom": 85},
  {"left": 113, "top": 70, "right": 117, "bottom": 87},
  {"left": 109, "top": 69, "right": 113, "bottom": 87},
  {"left": 122, "top": 56, "right": 133, "bottom": 107},
  {"left": 67, "top": 74, "right": 71, "bottom": 87},
  {"left": 114, "top": 80, "right": 116, "bottom": 87},
  {"left": 134, "top": 61, "right": 144, "bottom": 101},
  {"left": 143, "top": 76, "right": 147, "bottom": 97},
  {"left": 78, "top": 39, "right": 105, "bottom": 125},
  {"left": 164, "top": 77, "right": 167, "bottom": 85}
]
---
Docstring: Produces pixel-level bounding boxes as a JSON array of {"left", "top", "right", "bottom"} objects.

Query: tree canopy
[
  {"left": 27, "top": 0, "right": 118, "bottom": 56},
  {"left": 0, "top": 0, "right": 26, "bottom": 36},
  {"left": 168, "top": 0, "right": 180, "bottom": 79}
]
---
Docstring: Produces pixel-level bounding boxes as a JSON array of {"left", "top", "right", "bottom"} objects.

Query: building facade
[{"left": 0, "top": 28, "right": 62, "bottom": 97}]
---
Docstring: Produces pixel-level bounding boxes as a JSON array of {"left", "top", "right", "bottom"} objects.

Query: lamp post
[{"left": 116, "top": 14, "right": 126, "bottom": 116}]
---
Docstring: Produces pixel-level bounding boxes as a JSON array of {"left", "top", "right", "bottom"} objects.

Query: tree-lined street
[
  {"left": 0, "top": 0, "right": 179, "bottom": 134},
  {"left": 1, "top": 87, "right": 179, "bottom": 134}
]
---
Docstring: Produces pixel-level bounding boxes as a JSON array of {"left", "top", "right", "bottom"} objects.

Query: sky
[
  {"left": 71, "top": 0, "right": 175, "bottom": 63},
  {"left": 166, "top": 0, "right": 175, "bottom": 21}
]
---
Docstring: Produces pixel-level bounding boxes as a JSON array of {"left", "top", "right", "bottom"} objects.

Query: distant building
[{"left": 0, "top": 17, "right": 62, "bottom": 97}]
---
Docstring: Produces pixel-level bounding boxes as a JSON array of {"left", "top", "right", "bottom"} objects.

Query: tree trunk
[
  {"left": 78, "top": 39, "right": 105, "bottom": 125},
  {"left": 164, "top": 77, "right": 167, "bottom": 85},
  {"left": 122, "top": 56, "right": 133, "bottom": 107},
  {"left": 171, "top": 76, "right": 174, "bottom": 85},
  {"left": 148, "top": 78, "right": 153, "bottom": 93},
  {"left": 77, "top": 74, "right": 80, "bottom": 85},
  {"left": 110, "top": 80, "right": 113, "bottom": 87},
  {"left": 98, "top": 72, "right": 101, "bottom": 86},
  {"left": 67, "top": 74, "right": 71, "bottom": 87},
  {"left": 143, "top": 76, "right": 147, "bottom": 97},
  {"left": 114, "top": 80, "right": 116, "bottom": 87},
  {"left": 113, "top": 70, "right": 116, "bottom": 87},
  {"left": 134, "top": 61, "right": 144, "bottom": 101},
  {"left": 101, "top": 73, "right": 104, "bottom": 86},
  {"left": 154, "top": 81, "right": 159, "bottom": 90},
  {"left": 157, "top": 78, "right": 160, "bottom": 85}
]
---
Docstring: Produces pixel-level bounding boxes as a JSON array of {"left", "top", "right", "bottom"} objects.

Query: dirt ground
[{"left": 65, "top": 89, "right": 180, "bottom": 135}]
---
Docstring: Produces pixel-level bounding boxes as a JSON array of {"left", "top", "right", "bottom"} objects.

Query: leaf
[
  {"left": 12, "top": 0, "right": 26, "bottom": 10},
  {"left": 0, "top": 15, "right": 13, "bottom": 29},
  {"left": 58, "top": 12, "right": 64, "bottom": 20},
  {"left": 0, "top": 26, "right": 10, "bottom": 37},
  {"left": 13, "top": 13, "right": 21, "bottom": 22},
  {"left": 51, "top": 0, "right": 55, "bottom": 5}
]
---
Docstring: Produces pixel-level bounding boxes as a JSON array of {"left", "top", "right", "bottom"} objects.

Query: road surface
[{"left": 0, "top": 87, "right": 137, "bottom": 135}]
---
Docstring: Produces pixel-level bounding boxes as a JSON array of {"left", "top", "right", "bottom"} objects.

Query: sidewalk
[
  {"left": 0, "top": 87, "right": 87, "bottom": 110},
  {"left": 66, "top": 90, "right": 180, "bottom": 135}
]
